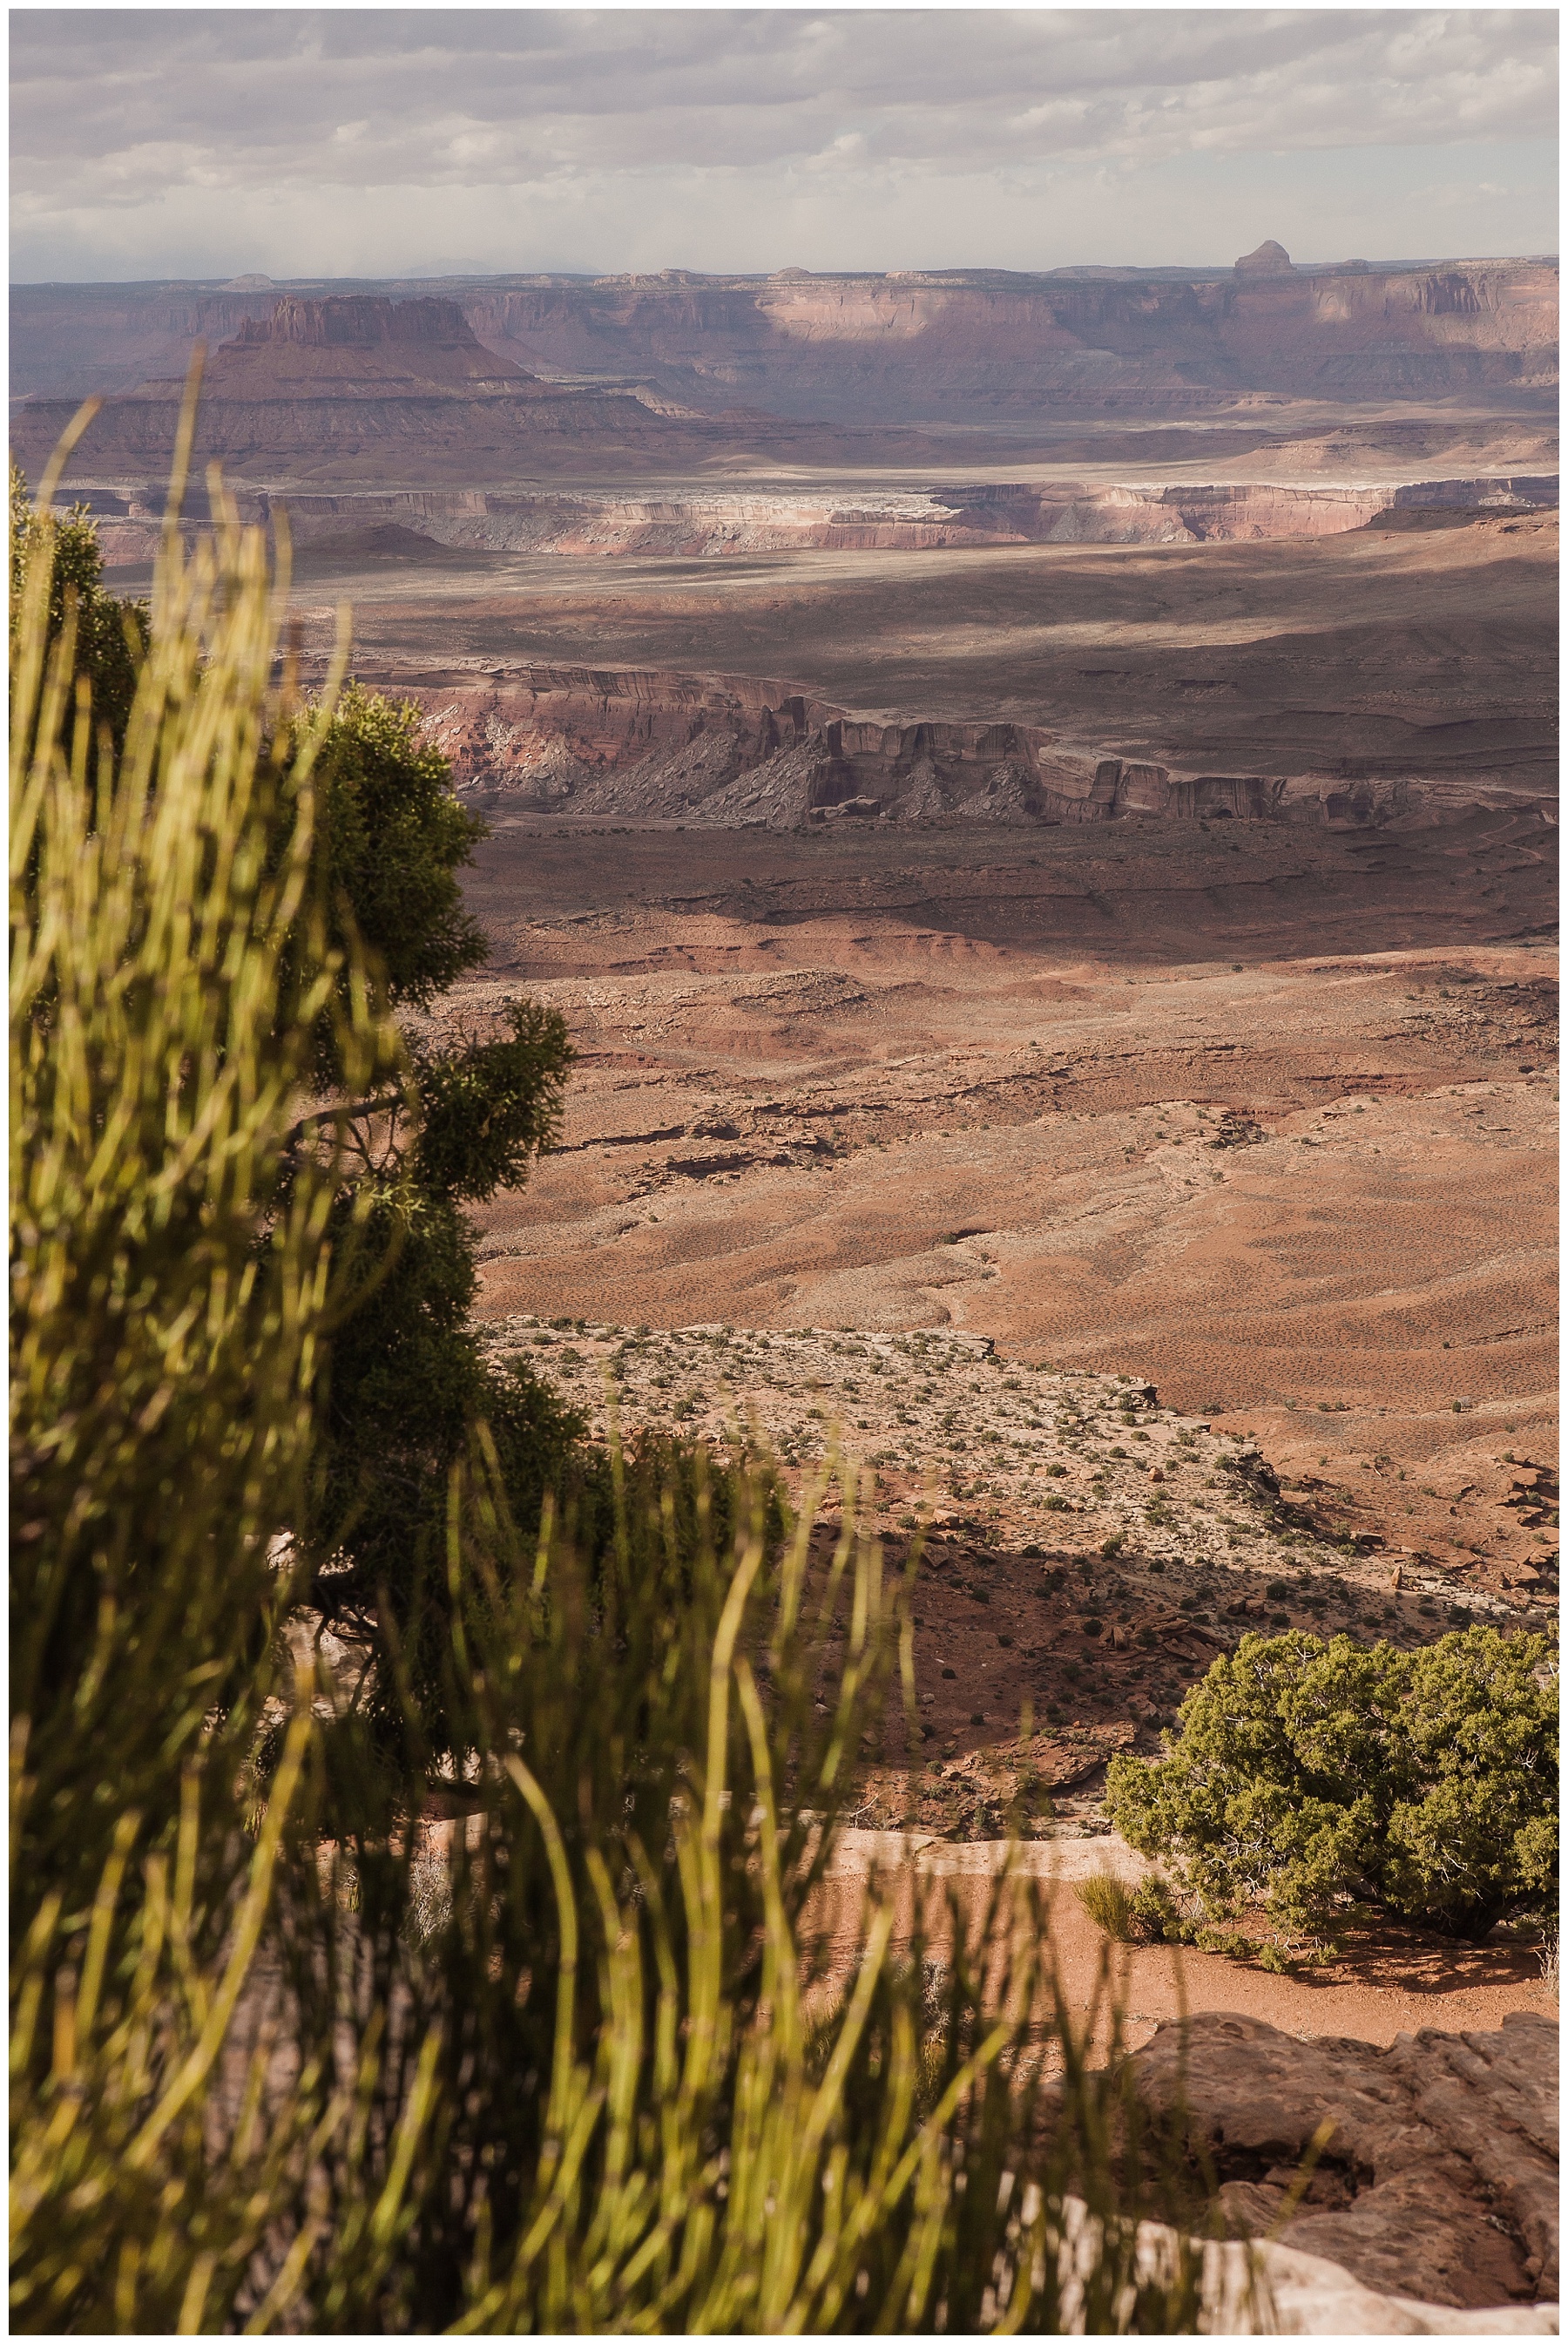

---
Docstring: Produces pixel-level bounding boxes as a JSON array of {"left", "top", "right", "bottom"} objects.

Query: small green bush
[
  {"left": 1076, "top": 1873, "right": 1136, "bottom": 1941},
  {"left": 1107, "top": 1629, "right": 1557, "bottom": 1941},
  {"left": 1077, "top": 1874, "right": 1192, "bottom": 1948},
  {"left": 10, "top": 458, "right": 145, "bottom": 754}
]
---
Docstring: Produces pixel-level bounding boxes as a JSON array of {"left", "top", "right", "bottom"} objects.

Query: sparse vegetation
[{"left": 1076, "top": 1873, "right": 1137, "bottom": 1940}]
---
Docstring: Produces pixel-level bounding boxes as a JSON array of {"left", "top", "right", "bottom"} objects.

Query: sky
[{"left": 10, "top": 7, "right": 1558, "bottom": 283}]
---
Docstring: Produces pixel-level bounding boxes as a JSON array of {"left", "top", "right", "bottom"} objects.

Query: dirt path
[{"left": 812, "top": 1829, "right": 1555, "bottom": 2054}]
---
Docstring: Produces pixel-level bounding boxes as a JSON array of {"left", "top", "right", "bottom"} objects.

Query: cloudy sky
[{"left": 10, "top": 8, "right": 1558, "bottom": 282}]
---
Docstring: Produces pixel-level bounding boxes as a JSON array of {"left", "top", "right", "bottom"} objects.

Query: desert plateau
[{"left": 16, "top": 207, "right": 1559, "bottom": 2330}]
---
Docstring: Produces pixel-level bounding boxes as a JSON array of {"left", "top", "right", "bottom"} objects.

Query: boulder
[
  {"left": 1053, "top": 2192, "right": 1557, "bottom": 2334},
  {"left": 1122, "top": 2009, "right": 1558, "bottom": 2311}
]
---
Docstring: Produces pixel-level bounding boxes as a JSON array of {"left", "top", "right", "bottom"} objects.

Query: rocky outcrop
[
  {"left": 1123, "top": 2010, "right": 1558, "bottom": 2312},
  {"left": 1063, "top": 2197, "right": 1557, "bottom": 2334},
  {"left": 13, "top": 257, "right": 1558, "bottom": 424},
  {"left": 69, "top": 471, "right": 1553, "bottom": 579},
  {"left": 71, "top": 474, "right": 1555, "bottom": 568},
  {"left": 402, "top": 666, "right": 1424, "bottom": 831}
]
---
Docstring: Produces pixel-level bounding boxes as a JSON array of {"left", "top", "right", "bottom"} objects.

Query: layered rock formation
[
  {"left": 445, "top": 260, "right": 1563, "bottom": 419},
  {"left": 9, "top": 293, "right": 817, "bottom": 486},
  {"left": 408, "top": 666, "right": 1416, "bottom": 830},
  {"left": 72, "top": 474, "right": 1556, "bottom": 570},
  {"left": 13, "top": 256, "right": 1558, "bottom": 424},
  {"left": 201, "top": 295, "right": 534, "bottom": 392}
]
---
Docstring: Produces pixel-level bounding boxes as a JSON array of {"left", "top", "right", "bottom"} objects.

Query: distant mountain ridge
[{"left": 12, "top": 254, "right": 1558, "bottom": 423}]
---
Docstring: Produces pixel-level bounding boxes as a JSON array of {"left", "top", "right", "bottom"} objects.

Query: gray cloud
[{"left": 10, "top": 9, "right": 1558, "bottom": 280}]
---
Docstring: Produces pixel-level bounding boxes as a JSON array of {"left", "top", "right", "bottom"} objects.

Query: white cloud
[{"left": 9, "top": 8, "right": 1558, "bottom": 279}]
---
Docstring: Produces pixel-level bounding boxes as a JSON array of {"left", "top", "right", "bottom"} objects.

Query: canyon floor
[
  {"left": 274, "top": 411, "right": 1557, "bottom": 2054},
  {"left": 286, "top": 495, "right": 1556, "bottom": 810},
  {"left": 455, "top": 813, "right": 1557, "bottom": 1588},
  {"left": 435, "top": 809, "right": 1558, "bottom": 2030}
]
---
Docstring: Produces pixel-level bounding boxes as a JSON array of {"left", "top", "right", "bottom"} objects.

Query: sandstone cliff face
[
  {"left": 75, "top": 475, "right": 1558, "bottom": 567},
  {"left": 13, "top": 259, "right": 1558, "bottom": 421},
  {"left": 8, "top": 294, "right": 791, "bottom": 485},
  {"left": 402, "top": 666, "right": 1381, "bottom": 831},
  {"left": 455, "top": 261, "right": 1558, "bottom": 420},
  {"left": 195, "top": 295, "right": 536, "bottom": 392}
]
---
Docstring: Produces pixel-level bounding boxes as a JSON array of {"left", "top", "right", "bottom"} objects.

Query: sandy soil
[
  {"left": 443, "top": 809, "right": 1557, "bottom": 2029},
  {"left": 449, "top": 814, "right": 1557, "bottom": 1614},
  {"left": 810, "top": 1832, "right": 1555, "bottom": 2054}
]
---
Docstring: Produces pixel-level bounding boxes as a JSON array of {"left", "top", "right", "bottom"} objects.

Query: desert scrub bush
[
  {"left": 10, "top": 418, "right": 1206, "bottom": 2333},
  {"left": 1125, "top": 1880, "right": 1190, "bottom": 1944},
  {"left": 1075, "top": 1876, "right": 1193, "bottom": 1948},
  {"left": 1106, "top": 1627, "right": 1558, "bottom": 1941},
  {"left": 1075, "top": 1874, "right": 1136, "bottom": 1941}
]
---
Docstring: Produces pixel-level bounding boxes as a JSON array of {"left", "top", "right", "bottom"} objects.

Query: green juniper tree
[
  {"left": 10, "top": 461, "right": 145, "bottom": 755},
  {"left": 1107, "top": 1625, "right": 1558, "bottom": 1942},
  {"left": 9, "top": 470, "right": 681, "bottom": 1738},
  {"left": 12, "top": 465, "right": 1204, "bottom": 2338},
  {"left": 273, "top": 685, "right": 588, "bottom": 1729}
]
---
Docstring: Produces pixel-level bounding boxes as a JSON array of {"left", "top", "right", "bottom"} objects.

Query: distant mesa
[
  {"left": 1234, "top": 240, "right": 1293, "bottom": 276},
  {"left": 233, "top": 294, "right": 468, "bottom": 348},
  {"left": 216, "top": 295, "right": 530, "bottom": 372},
  {"left": 199, "top": 294, "right": 535, "bottom": 390},
  {"left": 9, "top": 288, "right": 816, "bottom": 486},
  {"left": 220, "top": 273, "right": 275, "bottom": 290},
  {"left": 11, "top": 254, "right": 1556, "bottom": 479}
]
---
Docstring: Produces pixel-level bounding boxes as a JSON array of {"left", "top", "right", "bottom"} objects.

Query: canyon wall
[
  {"left": 13, "top": 258, "right": 1558, "bottom": 421},
  {"left": 8, "top": 290, "right": 808, "bottom": 487},
  {"left": 456, "top": 261, "right": 1560, "bottom": 419},
  {"left": 8, "top": 376, "right": 753, "bottom": 489},
  {"left": 78, "top": 474, "right": 1558, "bottom": 568},
  {"left": 397, "top": 665, "right": 1422, "bottom": 833}
]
